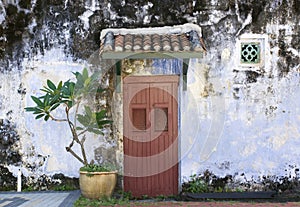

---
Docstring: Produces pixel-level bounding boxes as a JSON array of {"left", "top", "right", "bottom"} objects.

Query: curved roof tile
[{"left": 100, "top": 24, "right": 206, "bottom": 59}]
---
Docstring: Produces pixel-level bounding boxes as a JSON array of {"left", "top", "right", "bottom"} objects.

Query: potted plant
[{"left": 25, "top": 68, "right": 117, "bottom": 199}]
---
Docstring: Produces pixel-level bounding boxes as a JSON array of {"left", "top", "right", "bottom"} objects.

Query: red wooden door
[{"left": 123, "top": 76, "right": 179, "bottom": 197}]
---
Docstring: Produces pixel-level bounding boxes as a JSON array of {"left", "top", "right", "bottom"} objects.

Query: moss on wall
[
  {"left": 0, "top": 119, "right": 21, "bottom": 165},
  {"left": 0, "top": 166, "right": 17, "bottom": 191},
  {"left": 0, "top": 0, "right": 299, "bottom": 71}
]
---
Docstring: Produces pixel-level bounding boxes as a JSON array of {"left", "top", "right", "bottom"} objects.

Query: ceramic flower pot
[{"left": 79, "top": 171, "right": 117, "bottom": 199}]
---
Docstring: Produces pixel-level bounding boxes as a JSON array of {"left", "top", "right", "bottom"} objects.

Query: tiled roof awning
[{"left": 100, "top": 24, "right": 206, "bottom": 59}]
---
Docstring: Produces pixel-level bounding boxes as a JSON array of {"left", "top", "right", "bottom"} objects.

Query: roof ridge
[{"left": 100, "top": 23, "right": 202, "bottom": 41}]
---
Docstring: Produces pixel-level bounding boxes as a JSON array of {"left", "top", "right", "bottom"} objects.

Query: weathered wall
[
  {"left": 179, "top": 0, "right": 300, "bottom": 191},
  {"left": 0, "top": 0, "right": 299, "bottom": 191}
]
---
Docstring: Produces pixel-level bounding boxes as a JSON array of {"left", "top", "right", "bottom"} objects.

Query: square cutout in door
[
  {"left": 132, "top": 108, "right": 146, "bottom": 130},
  {"left": 154, "top": 108, "right": 168, "bottom": 131}
]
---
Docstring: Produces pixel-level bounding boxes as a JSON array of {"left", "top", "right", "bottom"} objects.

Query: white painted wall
[
  {"left": 180, "top": 32, "right": 300, "bottom": 183},
  {"left": 1, "top": 47, "right": 111, "bottom": 178}
]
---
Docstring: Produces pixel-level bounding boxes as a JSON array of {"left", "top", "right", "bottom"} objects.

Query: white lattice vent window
[{"left": 237, "top": 34, "right": 268, "bottom": 69}]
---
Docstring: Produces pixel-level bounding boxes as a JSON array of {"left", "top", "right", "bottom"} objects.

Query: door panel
[{"left": 123, "top": 76, "right": 179, "bottom": 197}]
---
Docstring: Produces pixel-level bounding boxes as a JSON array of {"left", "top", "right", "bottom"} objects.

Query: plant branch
[
  {"left": 81, "top": 135, "right": 86, "bottom": 144},
  {"left": 78, "top": 128, "right": 89, "bottom": 137},
  {"left": 80, "top": 135, "right": 88, "bottom": 163},
  {"left": 49, "top": 114, "right": 68, "bottom": 122},
  {"left": 74, "top": 101, "right": 81, "bottom": 128},
  {"left": 65, "top": 146, "right": 84, "bottom": 165},
  {"left": 65, "top": 107, "right": 79, "bottom": 142},
  {"left": 65, "top": 106, "right": 88, "bottom": 165},
  {"left": 68, "top": 139, "right": 75, "bottom": 149}
]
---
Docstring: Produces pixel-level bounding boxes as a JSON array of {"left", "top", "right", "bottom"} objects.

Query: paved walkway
[
  {"left": 1, "top": 191, "right": 300, "bottom": 207},
  {"left": 0, "top": 190, "right": 80, "bottom": 207}
]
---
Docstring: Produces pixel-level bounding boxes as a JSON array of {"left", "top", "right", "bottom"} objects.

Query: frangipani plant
[{"left": 25, "top": 68, "right": 112, "bottom": 166}]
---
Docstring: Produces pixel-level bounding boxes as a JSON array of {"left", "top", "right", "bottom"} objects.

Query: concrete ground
[{"left": 0, "top": 190, "right": 80, "bottom": 207}]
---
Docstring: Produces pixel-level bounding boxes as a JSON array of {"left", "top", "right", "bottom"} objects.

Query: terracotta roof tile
[
  {"left": 99, "top": 24, "right": 206, "bottom": 58},
  {"left": 133, "top": 35, "right": 143, "bottom": 51},
  {"left": 115, "top": 35, "right": 124, "bottom": 52},
  {"left": 124, "top": 34, "right": 133, "bottom": 51},
  {"left": 180, "top": 34, "right": 191, "bottom": 51},
  {"left": 152, "top": 34, "right": 161, "bottom": 52},
  {"left": 171, "top": 34, "right": 180, "bottom": 52},
  {"left": 162, "top": 35, "right": 171, "bottom": 51},
  {"left": 143, "top": 35, "right": 152, "bottom": 51}
]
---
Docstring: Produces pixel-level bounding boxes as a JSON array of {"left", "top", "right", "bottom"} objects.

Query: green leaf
[
  {"left": 97, "top": 120, "right": 112, "bottom": 126},
  {"left": 49, "top": 94, "right": 60, "bottom": 105},
  {"left": 69, "top": 82, "right": 75, "bottom": 96},
  {"left": 60, "top": 99, "right": 73, "bottom": 107},
  {"left": 96, "top": 110, "right": 107, "bottom": 122},
  {"left": 35, "top": 114, "right": 44, "bottom": 119},
  {"left": 32, "top": 108, "right": 44, "bottom": 114},
  {"left": 62, "top": 81, "right": 75, "bottom": 98},
  {"left": 24, "top": 107, "right": 37, "bottom": 112},
  {"left": 76, "top": 127, "right": 84, "bottom": 130},
  {"left": 80, "top": 164, "right": 110, "bottom": 172},
  {"left": 88, "top": 123, "right": 98, "bottom": 129},
  {"left": 47, "top": 80, "right": 56, "bottom": 90},
  {"left": 67, "top": 101, "right": 73, "bottom": 108},
  {"left": 75, "top": 73, "right": 84, "bottom": 87},
  {"left": 84, "top": 106, "right": 93, "bottom": 118},
  {"left": 44, "top": 115, "right": 50, "bottom": 121},
  {"left": 72, "top": 71, "right": 80, "bottom": 77},
  {"left": 87, "top": 128, "right": 103, "bottom": 135},
  {"left": 69, "top": 81, "right": 75, "bottom": 90},
  {"left": 97, "top": 109, "right": 107, "bottom": 116},
  {"left": 77, "top": 114, "right": 90, "bottom": 127},
  {"left": 44, "top": 105, "right": 50, "bottom": 112},
  {"left": 44, "top": 94, "right": 50, "bottom": 106},
  {"left": 82, "top": 68, "right": 89, "bottom": 81},
  {"left": 33, "top": 110, "right": 44, "bottom": 115},
  {"left": 57, "top": 81, "right": 63, "bottom": 90},
  {"left": 50, "top": 103, "right": 60, "bottom": 111},
  {"left": 41, "top": 87, "right": 52, "bottom": 94},
  {"left": 96, "top": 87, "right": 105, "bottom": 94},
  {"left": 84, "top": 77, "right": 91, "bottom": 87},
  {"left": 31, "top": 96, "right": 44, "bottom": 107}
]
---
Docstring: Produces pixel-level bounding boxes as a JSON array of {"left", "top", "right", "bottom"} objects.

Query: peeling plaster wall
[
  {"left": 179, "top": 0, "right": 300, "bottom": 188},
  {"left": 0, "top": 0, "right": 299, "bottom": 190},
  {"left": 22, "top": 62, "right": 85, "bottom": 177}
]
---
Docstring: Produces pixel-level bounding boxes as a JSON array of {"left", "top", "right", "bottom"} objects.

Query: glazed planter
[{"left": 79, "top": 171, "right": 117, "bottom": 199}]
